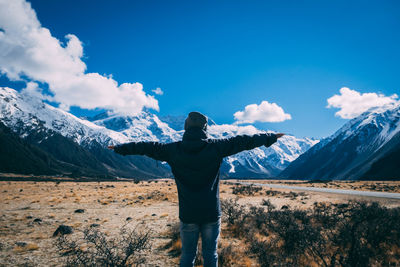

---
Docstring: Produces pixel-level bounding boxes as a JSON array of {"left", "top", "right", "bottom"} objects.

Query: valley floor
[{"left": 0, "top": 179, "right": 399, "bottom": 266}]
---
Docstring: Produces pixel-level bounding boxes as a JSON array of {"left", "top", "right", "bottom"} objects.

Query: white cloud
[
  {"left": 327, "top": 87, "right": 399, "bottom": 119},
  {"left": 0, "top": 0, "right": 158, "bottom": 115},
  {"left": 208, "top": 124, "right": 261, "bottom": 136},
  {"left": 152, "top": 87, "right": 163, "bottom": 95},
  {"left": 234, "top": 101, "right": 292, "bottom": 124},
  {"left": 21, "top": 81, "right": 46, "bottom": 100}
]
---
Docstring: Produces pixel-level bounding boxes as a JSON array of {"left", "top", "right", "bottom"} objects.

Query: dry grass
[
  {"left": 13, "top": 243, "right": 39, "bottom": 252},
  {"left": 0, "top": 179, "right": 399, "bottom": 266},
  {"left": 243, "top": 179, "right": 400, "bottom": 193}
]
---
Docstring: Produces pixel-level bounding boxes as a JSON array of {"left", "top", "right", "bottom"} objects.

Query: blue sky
[{"left": 1, "top": 0, "right": 399, "bottom": 138}]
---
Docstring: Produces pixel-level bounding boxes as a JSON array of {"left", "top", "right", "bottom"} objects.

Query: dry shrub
[
  {"left": 144, "top": 190, "right": 166, "bottom": 201},
  {"left": 261, "top": 199, "right": 276, "bottom": 211},
  {"left": 231, "top": 184, "right": 262, "bottom": 196},
  {"left": 55, "top": 224, "right": 151, "bottom": 267},
  {"left": 218, "top": 241, "right": 252, "bottom": 267},
  {"left": 222, "top": 200, "right": 400, "bottom": 267},
  {"left": 220, "top": 198, "right": 243, "bottom": 226},
  {"left": 164, "top": 222, "right": 181, "bottom": 257}
]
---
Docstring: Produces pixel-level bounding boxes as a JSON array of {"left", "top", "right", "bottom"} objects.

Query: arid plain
[{"left": 1, "top": 179, "right": 400, "bottom": 266}]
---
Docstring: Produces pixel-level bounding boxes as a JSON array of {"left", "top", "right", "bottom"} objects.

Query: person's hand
[
  {"left": 107, "top": 145, "right": 115, "bottom": 150},
  {"left": 276, "top": 133, "right": 285, "bottom": 139}
]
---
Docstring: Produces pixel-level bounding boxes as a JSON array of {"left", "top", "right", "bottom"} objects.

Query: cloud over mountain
[
  {"left": 0, "top": 0, "right": 158, "bottom": 115},
  {"left": 327, "top": 87, "right": 399, "bottom": 119},
  {"left": 234, "top": 101, "right": 292, "bottom": 124}
]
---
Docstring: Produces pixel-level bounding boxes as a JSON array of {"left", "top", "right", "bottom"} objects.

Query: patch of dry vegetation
[
  {"left": 0, "top": 179, "right": 399, "bottom": 266},
  {"left": 245, "top": 179, "right": 400, "bottom": 193},
  {"left": 0, "top": 180, "right": 179, "bottom": 266},
  {"left": 221, "top": 198, "right": 400, "bottom": 266},
  {"left": 55, "top": 224, "right": 151, "bottom": 266}
]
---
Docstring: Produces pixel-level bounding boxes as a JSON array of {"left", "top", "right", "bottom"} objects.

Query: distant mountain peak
[
  {"left": 281, "top": 103, "right": 400, "bottom": 180},
  {"left": 1, "top": 87, "right": 318, "bottom": 178}
]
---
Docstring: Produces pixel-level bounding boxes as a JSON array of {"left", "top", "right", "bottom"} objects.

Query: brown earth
[
  {"left": 243, "top": 179, "right": 400, "bottom": 193},
  {"left": 0, "top": 179, "right": 399, "bottom": 266}
]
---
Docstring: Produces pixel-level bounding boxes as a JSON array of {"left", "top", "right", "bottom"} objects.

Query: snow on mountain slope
[
  {"left": 328, "top": 103, "right": 400, "bottom": 150},
  {"left": 90, "top": 113, "right": 318, "bottom": 176},
  {"left": 0, "top": 87, "right": 318, "bottom": 177},
  {"left": 0, "top": 87, "right": 128, "bottom": 146},
  {"left": 89, "top": 111, "right": 181, "bottom": 143},
  {"left": 207, "top": 124, "right": 318, "bottom": 176},
  {"left": 280, "top": 103, "right": 400, "bottom": 180}
]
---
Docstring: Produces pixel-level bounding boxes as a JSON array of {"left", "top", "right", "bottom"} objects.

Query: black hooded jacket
[{"left": 114, "top": 127, "right": 277, "bottom": 223}]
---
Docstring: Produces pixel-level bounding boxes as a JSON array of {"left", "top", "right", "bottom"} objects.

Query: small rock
[
  {"left": 90, "top": 223, "right": 100, "bottom": 228},
  {"left": 33, "top": 218, "right": 42, "bottom": 223},
  {"left": 26, "top": 216, "right": 33, "bottom": 219},
  {"left": 19, "top": 189, "right": 23, "bottom": 192},
  {"left": 281, "top": 205, "right": 289, "bottom": 210},
  {"left": 151, "top": 214, "right": 156, "bottom": 216},
  {"left": 53, "top": 225, "right": 73, "bottom": 237},
  {"left": 74, "top": 209, "right": 85, "bottom": 214},
  {"left": 15, "top": 241, "right": 27, "bottom": 247},
  {"left": 138, "top": 196, "right": 144, "bottom": 200},
  {"left": 126, "top": 217, "right": 132, "bottom": 221}
]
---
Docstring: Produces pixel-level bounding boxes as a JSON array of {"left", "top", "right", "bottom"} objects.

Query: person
[{"left": 108, "top": 111, "right": 284, "bottom": 267}]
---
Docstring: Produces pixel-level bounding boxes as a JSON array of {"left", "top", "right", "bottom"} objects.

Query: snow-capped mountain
[
  {"left": 0, "top": 87, "right": 317, "bottom": 178},
  {"left": 0, "top": 87, "right": 128, "bottom": 146},
  {"left": 280, "top": 103, "right": 400, "bottom": 180},
  {"left": 89, "top": 111, "right": 181, "bottom": 143},
  {"left": 207, "top": 124, "right": 318, "bottom": 177},
  {"left": 89, "top": 112, "right": 318, "bottom": 177},
  {"left": 0, "top": 87, "right": 170, "bottom": 178}
]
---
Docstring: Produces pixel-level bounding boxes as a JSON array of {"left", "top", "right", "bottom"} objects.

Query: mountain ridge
[
  {"left": 0, "top": 87, "right": 317, "bottom": 178},
  {"left": 280, "top": 103, "right": 400, "bottom": 180}
]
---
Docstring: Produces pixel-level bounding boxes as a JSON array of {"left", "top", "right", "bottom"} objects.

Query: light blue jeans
[{"left": 179, "top": 218, "right": 221, "bottom": 267}]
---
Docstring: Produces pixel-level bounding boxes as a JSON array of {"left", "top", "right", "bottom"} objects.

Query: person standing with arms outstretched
[{"left": 108, "top": 111, "right": 284, "bottom": 267}]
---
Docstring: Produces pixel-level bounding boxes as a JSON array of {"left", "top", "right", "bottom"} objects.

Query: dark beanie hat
[{"left": 184, "top": 111, "right": 208, "bottom": 131}]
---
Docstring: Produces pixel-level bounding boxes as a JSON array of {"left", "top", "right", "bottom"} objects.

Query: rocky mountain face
[
  {"left": 280, "top": 104, "right": 400, "bottom": 180},
  {"left": 88, "top": 111, "right": 318, "bottom": 178},
  {"left": 0, "top": 121, "right": 57, "bottom": 175},
  {"left": 0, "top": 87, "right": 317, "bottom": 179}
]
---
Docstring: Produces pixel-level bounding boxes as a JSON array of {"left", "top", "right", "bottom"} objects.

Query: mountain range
[
  {"left": 0, "top": 87, "right": 317, "bottom": 179},
  {"left": 3, "top": 86, "right": 398, "bottom": 180}
]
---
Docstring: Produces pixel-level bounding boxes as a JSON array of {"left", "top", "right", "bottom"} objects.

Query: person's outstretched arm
[
  {"left": 214, "top": 133, "right": 284, "bottom": 158},
  {"left": 108, "top": 142, "right": 171, "bottom": 162}
]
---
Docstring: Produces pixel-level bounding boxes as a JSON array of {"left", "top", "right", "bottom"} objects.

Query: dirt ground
[
  {"left": 244, "top": 179, "right": 400, "bottom": 193},
  {"left": 1, "top": 179, "right": 400, "bottom": 266}
]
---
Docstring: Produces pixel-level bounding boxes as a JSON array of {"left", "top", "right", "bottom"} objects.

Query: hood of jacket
[{"left": 180, "top": 127, "right": 209, "bottom": 153}]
